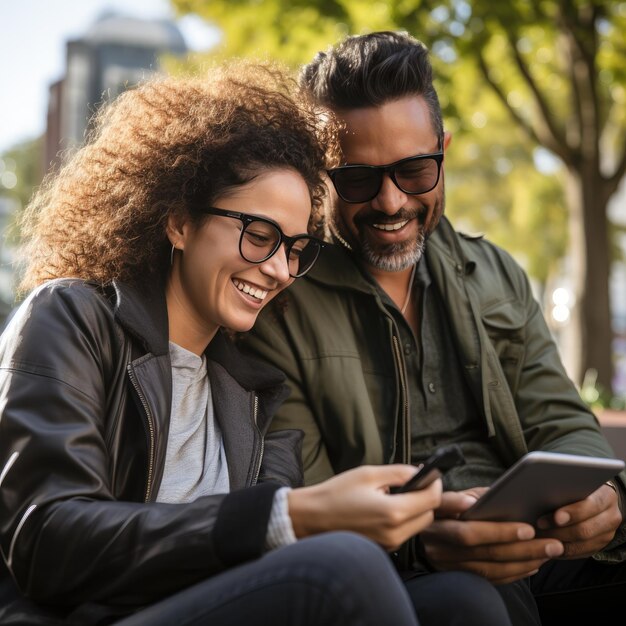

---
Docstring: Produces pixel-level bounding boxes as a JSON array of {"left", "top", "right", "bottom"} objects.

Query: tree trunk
[{"left": 565, "top": 165, "right": 613, "bottom": 393}]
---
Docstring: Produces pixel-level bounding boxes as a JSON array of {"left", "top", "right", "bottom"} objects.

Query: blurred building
[{"left": 45, "top": 12, "right": 187, "bottom": 170}]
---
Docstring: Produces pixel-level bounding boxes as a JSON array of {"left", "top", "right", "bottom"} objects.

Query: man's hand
[
  {"left": 534, "top": 482, "right": 622, "bottom": 558},
  {"left": 419, "top": 490, "right": 564, "bottom": 584}
]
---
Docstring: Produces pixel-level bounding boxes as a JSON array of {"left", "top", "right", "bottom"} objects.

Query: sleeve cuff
[
  {"left": 265, "top": 487, "right": 297, "bottom": 550},
  {"left": 213, "top": 482, "right": 281, "bottom": 566}
]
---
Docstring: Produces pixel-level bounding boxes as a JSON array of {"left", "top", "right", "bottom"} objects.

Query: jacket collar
[
  {"left": 425, "top": 216, "right": 477, "bottom": 276},
  {"left": 207, "top": 332, "right": 287, "bottom": 393},
  {"left": 111, "top": 275, "right": 286, "bottom": 392},
  {"left": 112, "top": 276, "right": 170, "bottom": 356},
  {"left": 305, "top": 242, "right": 373, "bottom": 293}
]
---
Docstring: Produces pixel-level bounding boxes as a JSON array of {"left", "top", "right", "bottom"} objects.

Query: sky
[{"left": 0, "top": 0, "right": 220, "bottom": 154}]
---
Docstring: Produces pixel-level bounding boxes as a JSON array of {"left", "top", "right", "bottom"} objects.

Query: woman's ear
[{"left": 166, "top": 213, "right": 189, "bottom": 251}]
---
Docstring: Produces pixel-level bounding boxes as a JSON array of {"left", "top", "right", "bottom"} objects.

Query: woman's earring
[{"left": 170, "top": 244, "right": 176, "bottom": 267}]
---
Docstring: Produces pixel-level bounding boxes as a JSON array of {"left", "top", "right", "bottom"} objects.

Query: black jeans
[
  {"left": 118, "top": 532, "right": 514, "bottom": 626},
  {"left": 117, "top": 532, "right": 420, "bottom": 626},
  {"left": 403, "top": 570, "right": 513, "bottom": 625}
]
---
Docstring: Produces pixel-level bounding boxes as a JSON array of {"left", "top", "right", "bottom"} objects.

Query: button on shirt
[{"left": 375, "top": 257, "right": 506, "bottom": 490}]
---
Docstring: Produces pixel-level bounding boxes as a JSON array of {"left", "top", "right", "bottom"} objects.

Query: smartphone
[
  {"left": 392, "top": 444, "right": 466, "bottom": 494},
  {"left": 460, "top": 451, "right": 625, "bottom": 524}
]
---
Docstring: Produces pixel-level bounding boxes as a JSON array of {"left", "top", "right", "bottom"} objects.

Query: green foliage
[
  {"left": 172, "top": 0, "right": 623, "bottom": 288},
  {"left": 440, "top": 56, "right": 568, "bottom": 285},
  {"left": 0, "top": 136, "right": 44, "bottom": 244},
  {"left": 172, "top": 0, "right": 349, "bottom": 66},
  {"left": 580, "top": 369, "right": 626, "bottom": 411}
]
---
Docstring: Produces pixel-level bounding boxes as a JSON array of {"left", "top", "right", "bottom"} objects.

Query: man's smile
[{"left": 371, "top": 220, "right": 409, "bottom": 232}]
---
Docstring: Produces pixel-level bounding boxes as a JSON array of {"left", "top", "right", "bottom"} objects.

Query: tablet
[{"left": 459, "top": 451, "right": 625, "bottom": 525}]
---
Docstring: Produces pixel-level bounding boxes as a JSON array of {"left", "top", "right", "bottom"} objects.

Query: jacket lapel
[
  {"left": 207, "top": 333, "right": 289, "bottom": 434},
  {"left": 208, "top": 358, "right": 257, "bottom": 490},
  {"left": 112, "top": 279, "right": 290, "bottom": 491},
  {"left": 112, "top": 277, "right": 169, "bottom": 356}
]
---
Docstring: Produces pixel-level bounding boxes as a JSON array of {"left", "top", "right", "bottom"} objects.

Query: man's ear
[
  {"left": 166, "top": 213, "right": 189, "bottom": 251},
  {"left": 443, "top": 131, "right": 452, "bottom": 152}
]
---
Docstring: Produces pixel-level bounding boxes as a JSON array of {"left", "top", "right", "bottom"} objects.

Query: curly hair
[{"left": 18, "top": 60, "right": 340, "bottom": 294}]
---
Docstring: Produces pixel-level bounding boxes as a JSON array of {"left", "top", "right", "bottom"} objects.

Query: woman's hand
[{"left": 288, "top": 464, "right": 442, "bottom": 551}]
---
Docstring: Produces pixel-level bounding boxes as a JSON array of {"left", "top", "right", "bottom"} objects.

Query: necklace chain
[
  {"left": 400, "top": 263, "right": 417, "bottom": 315},
  {"left": 330, "top": 224, "right": 353, "bottom": 251}
]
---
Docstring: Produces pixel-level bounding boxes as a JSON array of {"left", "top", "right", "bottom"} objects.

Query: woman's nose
[{"left": 258, "top": 245, "right": 292, "bottom": 284}]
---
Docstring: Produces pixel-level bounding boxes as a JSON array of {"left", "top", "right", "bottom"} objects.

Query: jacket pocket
[{"left": 481, "top": 299, "right": 525, "bottom": 395}]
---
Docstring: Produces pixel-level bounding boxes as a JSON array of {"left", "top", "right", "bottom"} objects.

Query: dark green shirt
[{"left": 375, "top": 258, "right": 507, "bottom": 490}]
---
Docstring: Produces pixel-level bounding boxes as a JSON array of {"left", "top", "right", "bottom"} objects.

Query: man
[{"left": 243, "top": 31, "right": 626, "bottom": 624}]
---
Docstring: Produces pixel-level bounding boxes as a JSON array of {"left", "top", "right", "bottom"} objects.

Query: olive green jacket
[{"left": 245, "top": 216, "right": 626, "bottom": 560}]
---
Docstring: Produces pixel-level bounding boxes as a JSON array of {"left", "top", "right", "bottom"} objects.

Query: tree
[
  {"left": 173, "top": 0, "right": 626, "bottom": 393},
  {"left": 454, "top": 1, "right": 626, "bottom": 395},
  {"left": 0, "top": 136, "right": 44, "bottom": 223},
  {"left": 0, "top": 136, "right": 44, "bottom": 317}
]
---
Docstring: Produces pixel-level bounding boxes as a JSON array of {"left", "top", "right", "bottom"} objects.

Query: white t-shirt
[
  {"left": 156, "top": 342, "right": 230, "bottom": 502},
  {"left": 156, "top": 341, "right": 295, "bottom": 548}
]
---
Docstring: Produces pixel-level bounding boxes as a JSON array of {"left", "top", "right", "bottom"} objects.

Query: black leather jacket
[{"left": 0, "top": 278, "right": 303, "bottom": 623}]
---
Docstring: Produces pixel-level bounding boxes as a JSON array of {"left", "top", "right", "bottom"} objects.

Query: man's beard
[
  {"left": 332, "top": 192, "right": 444, "bottom": 272},
  {"left": 361, "top": 233, "right": 424, "bottom": 272}
]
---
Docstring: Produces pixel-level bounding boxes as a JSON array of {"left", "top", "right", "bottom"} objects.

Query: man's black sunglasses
[
  {"left": 200, "top": 207, "right": 325, "bottom": 278},
  {"left": 327, "top": 150, "right": 444, "bottom": 204}
]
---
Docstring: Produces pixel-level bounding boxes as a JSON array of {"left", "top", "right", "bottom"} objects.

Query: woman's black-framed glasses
[
  {"left": 201, "top": 207, "right": 325, "bottom": 278},
  {"left": 327, "top": 150, "right": 444, "bottom": 204}
]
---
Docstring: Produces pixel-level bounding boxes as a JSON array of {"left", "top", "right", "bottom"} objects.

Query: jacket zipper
[
  {"left": 392, "top": 335, "right": 410, "bottom": 464},
  {"left": 251, "top": 394, "right": 264, "bottom": 485},
  {"left": 127, "top": 365, "right": 156, "bottom": 502}
]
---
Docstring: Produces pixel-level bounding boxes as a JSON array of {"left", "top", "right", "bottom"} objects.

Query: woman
[{"left": 0, "top": 61, "right": 441, "bottom": 625}]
